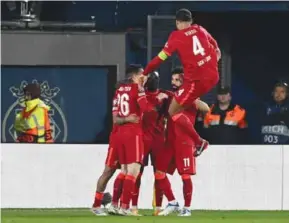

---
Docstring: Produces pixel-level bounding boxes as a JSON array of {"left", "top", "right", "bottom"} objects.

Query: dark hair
[
  {"left": 23, "top": 83, "right": 41, "bottom": 99},
  {"left": 125, "top": 64, "right": 143, "bottom": 78},
  {"left": 217, "top": 86, "right": 231, "bottom": 95},
  {"left": 171, "top": 67, "right": 184, "bottom": 75},
  {"left": 274, "top": 81, "right": 288, "bottom": 95},
  {"left": 176, "top": 8, "right": 192, "bottom": 22}
]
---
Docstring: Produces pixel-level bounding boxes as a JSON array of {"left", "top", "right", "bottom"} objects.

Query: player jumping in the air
[
  {"left": 154, "top": 68, "right": 210, "bottom": 216},
  {"left": 112, "top": 64, "right": 154, "bottom": 216},
  {"left": 143, "top": 8, "right": 221, "bottom": 156},
  {"left": 91, "top": 87, "right": 140, "bottom": 216}
]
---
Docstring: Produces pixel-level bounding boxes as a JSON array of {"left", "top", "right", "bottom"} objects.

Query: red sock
[
  {"left": 154, "top": 180, "right": 164, "bottom": 207},
  {"left": 155, "top": 172, "right": 175, "bottom": 202},
  {"left": 92, "top": 192, "right": 103, "bottom": 208},
  {"left": 121, "top": 174, "right": 136, "bottom": 209},
  {"left": 132, "top": 174, "right": 141, "bottom": 207},
  {"left": 112, "top": 172, "right": 125, "bottom": 207},
  {"left": 182, "top": 174, "right": 193, "bottom": 207},
  {"left": 172, "top": 113, "right": 201, "bottom": 145}
]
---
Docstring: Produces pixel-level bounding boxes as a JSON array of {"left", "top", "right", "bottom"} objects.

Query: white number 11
[
  {"left": 192, "top": 35, "right": 205, "bottom": 56},
  {"left": 183, "top": 158, "right": 190, "bottom": 167}
]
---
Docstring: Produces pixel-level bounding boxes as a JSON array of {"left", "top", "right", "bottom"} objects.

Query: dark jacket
[
  {"left": 260, "top": 99, "right": 289, "bottom": 144},
  {"left": 201, "top": 103, "right": 249, "bottom": 144}
]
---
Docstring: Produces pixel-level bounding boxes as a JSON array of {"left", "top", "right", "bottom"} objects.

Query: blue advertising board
[{"left": 1, "top": 66, "right": 114, "bottom": 143}]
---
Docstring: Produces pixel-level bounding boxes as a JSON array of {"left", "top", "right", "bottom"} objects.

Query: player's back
[
  {"left": 142, "top": 90, "right": 167, "bottom": 138},
  {"left": 173, "top": 24, "right": 218, "bottom": 81},
  {"left": 115, "top": 83, "right": 143, "bottom": 131}
]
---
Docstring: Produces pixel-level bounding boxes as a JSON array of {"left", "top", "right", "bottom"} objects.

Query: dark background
[
  {"left": 1, "top": 66, "right": 117, "bottom": 143},
  {"left": 1, "top": 1, "right": 289, "bottom": 143}
]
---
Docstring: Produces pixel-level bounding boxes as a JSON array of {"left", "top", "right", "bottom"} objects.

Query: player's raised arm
[
  {"left": 136, "top": 85, "right": 155, "bottom": 112},
  {"left": 143, "top": 32, "right": 176, "bottom": 76}
]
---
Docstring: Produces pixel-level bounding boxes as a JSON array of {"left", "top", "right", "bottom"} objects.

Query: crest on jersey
[{"left": 2, "top": 80, "right": 68, "bottom": 142}]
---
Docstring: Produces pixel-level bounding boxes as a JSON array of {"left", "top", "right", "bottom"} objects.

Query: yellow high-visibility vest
[{"left": 14, "top": 98, "right": 53, "bottom": 143}]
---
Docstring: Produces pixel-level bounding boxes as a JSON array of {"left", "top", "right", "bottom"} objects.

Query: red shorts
[
  {"left": 116, "top": 131, "right": 144, "bottom": 165},
  {"left": 143, "top": 135, "right": 165, "bottom": 166},
  {"left": 105, "top": 132, "right": 120, "bottom": 169},
  {"left": 173, "top": 121, "right": 196, "bottom": 175},
  {"left": 155, "top": 143, "right": 176, "bottom": 175},
  {"left": 174, "top": 143, "right": 196, "bottom": 175},
  {"left": 155, "top": 142, "right": 196, "bottom": 175},
  {"left": 175, "top": 77, "right": 218, "bottom": 107}
]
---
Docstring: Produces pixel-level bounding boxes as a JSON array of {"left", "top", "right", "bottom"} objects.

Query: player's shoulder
[
  {"left": 161, "top": 89, "right": 174, "bottom": 97},
  {"left": 169, "top": 30, "right": 179, "bottom": 38},
  {"left": 191, "top": 24, "right": 203, "bottom": 31},
  {"left": 195, "top": 24, "right": 209, "bottom": 35}
]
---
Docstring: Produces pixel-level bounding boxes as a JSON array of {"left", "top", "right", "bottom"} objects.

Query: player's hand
[
  {"left": 139, "top": 74, "right": 148, "bottom": 87},
  {"left": 125, "top": 114, "right": 140, "bottom": 123},
  {"left": 157, "top": 92, "right": 168, "bottom": 101}
]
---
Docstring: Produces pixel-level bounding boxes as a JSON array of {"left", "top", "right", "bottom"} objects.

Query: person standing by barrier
[
  {"left": 261, "top": 82, "right": 289, "bottom": 144},
  {"left": 14, "top": 83, "right": 53, "bottom": 143},
  {"left": 202, "top": 86, "right": 248, "bottom": 144}
]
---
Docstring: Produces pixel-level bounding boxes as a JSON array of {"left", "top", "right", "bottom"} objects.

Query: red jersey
[
  {"left": 115, "top": 83, "right": 153, "bottom": 132},
  {"left": 166, "top": 91, "right": 198, "bottom": 144},
  {"left": 163, "top": 24, "right": 219, "bottom": 82},
  {"left": 142, "top": 90, "right": 167, "bottom": 141}
]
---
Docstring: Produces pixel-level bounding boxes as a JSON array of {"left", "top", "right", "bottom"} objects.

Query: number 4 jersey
[
  {"left": 163, "top": 24, "right": 219, "bottom": 82},
  {"left": 115, "top": 83, "right": 154, "bottom": 133}
]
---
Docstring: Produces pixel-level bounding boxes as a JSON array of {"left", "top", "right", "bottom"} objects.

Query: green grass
[{"left": 1, "top": 209, "right": 289, "bottom": 223}]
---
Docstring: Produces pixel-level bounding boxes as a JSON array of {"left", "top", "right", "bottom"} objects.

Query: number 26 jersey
[{"left": 115, "top": 83, "right": 154, "bottom": 132}]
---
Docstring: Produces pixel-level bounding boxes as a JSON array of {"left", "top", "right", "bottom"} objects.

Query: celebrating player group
[{"left": 91, "top": 8, "right": 220, "bottom": 217}]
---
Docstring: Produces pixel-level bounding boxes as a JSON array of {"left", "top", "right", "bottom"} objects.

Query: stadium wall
[
  {"left": 1, "top": 31, "right": 126, "bottom": 80},
  {"left": 1, "top": 144, "right": 289, "bottom": 210}
]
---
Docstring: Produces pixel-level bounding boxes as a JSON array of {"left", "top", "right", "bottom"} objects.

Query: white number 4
[
  {"left": 192, "top": 35, "right": 205, "bottom": 56},
  {"left": 118, "top": 93, "right": 130, "bottom": 116},
  {"left": 183, "top": 158, "right": 190, "bottom": 167}
]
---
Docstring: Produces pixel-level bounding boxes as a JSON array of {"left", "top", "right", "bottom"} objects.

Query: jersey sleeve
[
  {"left": 200, "top": 26, "right": 219, "bottom": 50},
  {"left": 162, "top": 31, "right": 178, "bottom": 57},
  {"left": 136, "top": 86, "right": 154, "bottom": 112},
  {"left": 143, "top": 32, "right": 177, "bottom": 76}
]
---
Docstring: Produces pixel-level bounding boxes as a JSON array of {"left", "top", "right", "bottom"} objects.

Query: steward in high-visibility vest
[
  {"left": 201, "top": 86, "right": 249, "bottom": 144},
  {"left": 14, "top": 83, "right": 53, "bottom": 143}
]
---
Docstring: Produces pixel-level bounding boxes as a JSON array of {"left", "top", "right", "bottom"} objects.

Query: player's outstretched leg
[
  {"left": 169, "top": 102, "right": 201, "bottom": 143},
  {"left": 131, "top": 166, "right": 144, "bottom": 216},
  {"left": 178, "top": 174, "right": 193, "bottom": 217},
  {"left": 91, "top": 166, "right": 115, "bottom": 216},
  {"left": 118, "top": 163, "right": 141, "bottom": 216},
  {"left": 170, "top": 107, "right": 208, "bottom": 155},
  {"left": 154, "top": 171, "right": 179, "bottom": 216}
]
